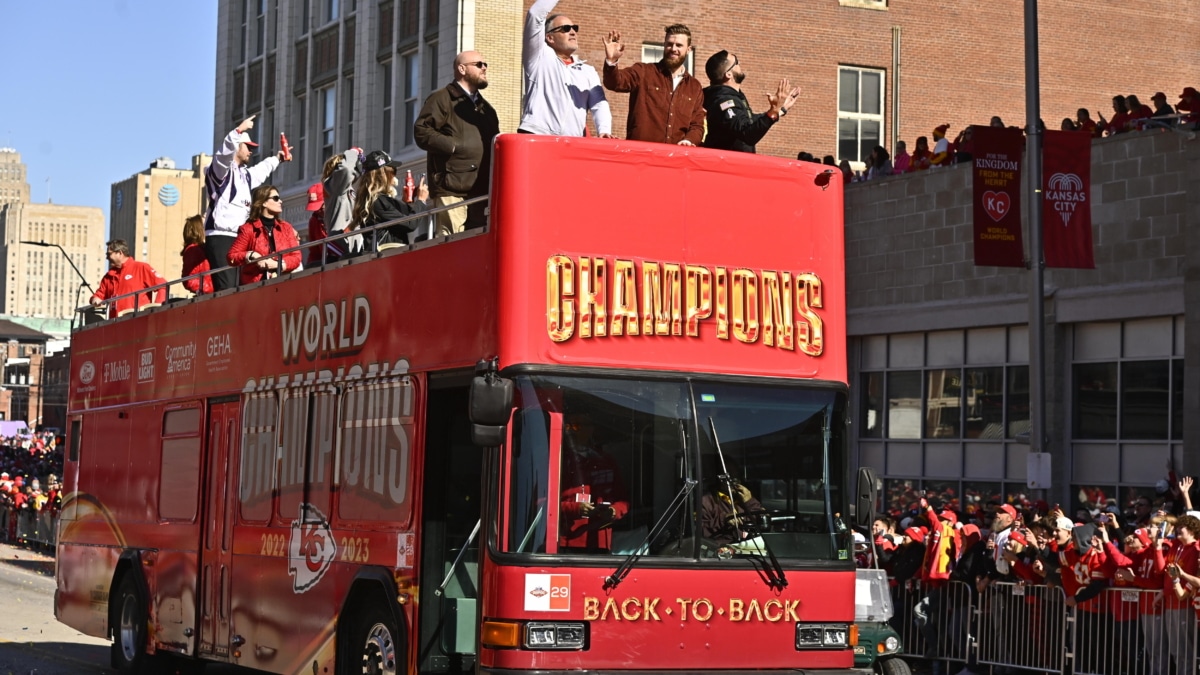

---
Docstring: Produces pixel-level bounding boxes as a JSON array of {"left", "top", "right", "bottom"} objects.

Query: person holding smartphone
[{"left": 558, "top": 414, "right": 630, "bottom": 552}]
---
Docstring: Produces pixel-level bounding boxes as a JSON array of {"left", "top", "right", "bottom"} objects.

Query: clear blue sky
[{"left": 0, "top": 1, "right": 217, "bottom": 233}]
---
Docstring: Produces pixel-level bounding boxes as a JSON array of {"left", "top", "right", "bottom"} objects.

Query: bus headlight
[
  {"left": 524, "top": 622, "right": 586, "bottom": 650},
  {"left": 883, "top": 635, "right": 900, "bottom": 654},
  {"left": 795, "top": 623, "right": 851, "bottom": 650}
]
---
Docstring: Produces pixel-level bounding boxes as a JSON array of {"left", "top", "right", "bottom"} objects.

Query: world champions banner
[
  {"left": 1042, "top": 130, "right": 1095, "bottom": 269},
  {"left": 971, "top": 125, "right": 1026, "bottom": 267}
]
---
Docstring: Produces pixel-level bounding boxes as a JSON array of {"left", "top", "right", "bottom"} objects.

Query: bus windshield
[{"left": 500, "top": 374, "right": 850, "bottom": 562}]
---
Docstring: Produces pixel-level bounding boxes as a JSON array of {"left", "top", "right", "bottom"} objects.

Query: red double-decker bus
[{"left": 56, "top": 135, "right": 869, "bottom": 675}]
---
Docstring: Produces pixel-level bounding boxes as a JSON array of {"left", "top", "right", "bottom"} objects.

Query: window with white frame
[
  {"left": 402, "top": 51, "right": 419, "bottom": 147},
  {"left": 640, "top": 43, "right": 694, "bottom": 75},
  {"left": 837, "top": 66, "right": 884, "bottom": 163},
  {"left": 381, "top": 60, "right": 393, "bottom": 151},
  {"left": 319, "top": 85, "right": 336, "bottom": 162}
]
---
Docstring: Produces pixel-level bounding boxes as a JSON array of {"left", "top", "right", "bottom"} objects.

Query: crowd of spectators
[
  {"left": 864, "top": 465, "right": 1200, "bottom": 675},
  {"left": 0, "top": 431, "right": 64, "bottom": 541},
  {"left": 802, "top": 86, "right": 1199, "bottom": 186}
]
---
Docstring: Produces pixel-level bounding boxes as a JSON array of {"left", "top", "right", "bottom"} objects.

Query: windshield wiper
[{"left": 603, "top": 477, "right": 698, "bottom": 591}]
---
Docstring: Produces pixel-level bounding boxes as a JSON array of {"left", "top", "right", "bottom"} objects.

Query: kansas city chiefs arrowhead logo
[{"left": 288, "top": 503, "right": 337, "bottom": 593}]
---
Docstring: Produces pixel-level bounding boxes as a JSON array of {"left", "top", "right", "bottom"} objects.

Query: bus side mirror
[
  {"left": 855, "top": 466, "right": 879, "bottom": 528},
  {"left": 470, "top": 367, "right": 513, "bottom": 447}
]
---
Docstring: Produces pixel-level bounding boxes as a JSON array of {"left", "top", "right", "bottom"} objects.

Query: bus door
[
  {"left": 198, "top": 398, "right": 240, "bottom": 660},
  {"left": 416, "top": 380, "right": 480, "bottom": 673}
]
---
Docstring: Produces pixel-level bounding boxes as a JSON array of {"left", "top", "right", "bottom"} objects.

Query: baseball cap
[
  {"left": 1133, "top": 528, "right": 1152, "bottom": 547},
  {"left": 934, "top": 124, "right": 950, "bottom": 134},
  {"left": 306, "top": 183, "right": 325, "bottom": 211},
  {"left": 904, "top": 526, "right": 926, "bottom": 544},
  {"left": 1182, "top": 87, "right": 1198, "bottom": 99},
  {"left": 1152, "top": 92, "right": 1167, "bottom": 101},
  {"left": 996, "top": 504, "right": 1019, "bottom": 520},
  {"left": 1054, "top": 516, "right": 1074, "bottom": 531},
  {"left": 364, "top": 150, "right": 403, "bottom": 170},
  {"left": 1008, "top": 529, "right": 1029, "bottom": 546},
  {"left": 232, "top": 130, "right": 258, "bottom": 147}
]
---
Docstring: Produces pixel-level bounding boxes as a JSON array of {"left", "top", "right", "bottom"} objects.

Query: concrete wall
[{"left": 843, "top": 126, "right": 1199, "bottom": 493}]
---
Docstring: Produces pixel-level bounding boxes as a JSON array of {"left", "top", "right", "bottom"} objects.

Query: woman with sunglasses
[{"left": 227, "top": 185, "right": 302, "bottom": 285}]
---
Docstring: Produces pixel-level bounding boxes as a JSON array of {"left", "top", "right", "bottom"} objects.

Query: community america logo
[{"left": 288, "top": 503, "right": 337, "bottom": 593}]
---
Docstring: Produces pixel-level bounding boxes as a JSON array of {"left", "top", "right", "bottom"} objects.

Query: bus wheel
[
  {"left": 111, "top": 574, "right": 148, "bottom": 673},
  {"left": 876, "top": 656, "right": 913, "bottom": 675},
  {"left": 352, "top": 603, "right": 399, "bottom": 675}
]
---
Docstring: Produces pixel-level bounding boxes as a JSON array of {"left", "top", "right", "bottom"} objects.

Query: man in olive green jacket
[{"left": 414, "top": 50, "right": 501, "bottom": 235}]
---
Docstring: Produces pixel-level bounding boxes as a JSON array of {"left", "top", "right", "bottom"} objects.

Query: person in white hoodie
[
  {"left": 203, "top": 114, "right": 289, "bottom": 290},
  {"left": 518, "top": 0, "right": 613, "bottom": 137}
]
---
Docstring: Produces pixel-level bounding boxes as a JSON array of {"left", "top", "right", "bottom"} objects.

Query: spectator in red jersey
[
  {"left": 1125, "top": 94, "right": 1154, "bottom": 130},
  {"left": 892, "top": 140, "right": 911, "bottom": 174},
  {"left": 1061, "top": 523, "right": 1111, "bottom": 674},
  {"left": 930, "top": 124, "right": 952, "bottom": 167},
  {"left": 1112, "top": 524, "right": 1168, "bottom": 675},
  {"left": 180, "top": 215, "right": 212, "bottom": 294},
  {"left": 304, "top": 183, "right": 329, "bottom": 268},
  {"left": 1150, "top": 92, "right": 1175, "bottom": 118},
  {"left": 1075, "top": 108, "right": 1101, "bottom": 138},
  {"left": 1098, "top": 95, "right": 1130, "bottom": 136},
  {"left": 89, "top": 240, "right": 167, "bottom": 317},
  {"left": 908, "top": 136, "right": 933, "bottom": 172},
  {"left": 1161, "top": 514, "right": 1200, "bottom": 670},
  {"left": 916, "top": 497, "right": 960, "bottom": 675},
  {"left": 228, "top": 185, "right": 302, "bottom": 285},
  {"left": 1097, "top": 515, "right": 1147, "bottom": 675}
]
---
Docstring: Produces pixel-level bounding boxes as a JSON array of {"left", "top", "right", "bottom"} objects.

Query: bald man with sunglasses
[{"left": 519, "top": 0, "right": 612, "bottom": 138}]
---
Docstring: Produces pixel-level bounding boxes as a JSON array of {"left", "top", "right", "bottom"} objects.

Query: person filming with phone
[{"left": 558, "top": 414, "right": 629, "bottom": 552}]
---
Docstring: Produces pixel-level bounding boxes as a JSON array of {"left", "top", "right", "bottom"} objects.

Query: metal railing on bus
[
  {"left": 889, "top": 577, "right": 1200, "bottom": 675},
  {"left": 75, "top": 195, "right": 490, "bottom": 329}
]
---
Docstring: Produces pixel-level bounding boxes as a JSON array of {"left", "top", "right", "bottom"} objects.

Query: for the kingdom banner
[{"left": 971, "top": 125, "right": 1026, "bottom": 267}]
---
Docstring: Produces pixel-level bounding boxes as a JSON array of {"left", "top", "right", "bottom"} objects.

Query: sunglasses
[
  {"left": 548, "top": 24, "right": 579, "bottom": 35},
  {"left": 464, "top": 61, "right": 488, "bottom": 69},
  {"left": 267, "top": 195, "right": 282, "bottom": 202}
]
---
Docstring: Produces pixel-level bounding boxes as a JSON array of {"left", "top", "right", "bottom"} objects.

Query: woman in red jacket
[
  {"left": 180, "top": 215, "right": 213, "bottom": 294},
  {"left": 228, "top": 185, "right": 302, "bottom": 285}
]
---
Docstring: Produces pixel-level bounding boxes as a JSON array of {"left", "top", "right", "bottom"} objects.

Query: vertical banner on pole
[
  {"left": 1042, "top": 130, "right": 1095, "bottom": 269},
  {"left": 971, "top": 125, "right": 1026, "bottom": 267}
]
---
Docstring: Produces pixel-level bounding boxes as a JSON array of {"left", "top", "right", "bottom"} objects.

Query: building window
[
  {"left": 295, "top": 95, "right": 308, "bottom": 178},
  {"left": 324, "top": 0, "right": 339, "bottom": 24},
  {"left": 837, "top": 66, "right": 884, "bottom": 163},
  {"left": 232, "top": 68, "right": 246, "bottom": 120},
  {"left": 378, "top": 0, "right": 394, "bottom": 53},
  {"left": 247, "top": 60, "right": 264, "bottom": 113},
  {"left": 402, "top": 51, "right": 419, "bottom": 147},
  {"left": 300, "top": 0, "right": 310, "bottom": 34},
  {"left": 425, "top": 0, "right": 439, "bottom": 34},
  {"left": 343, "top": 16, "right": 356, "bottom": 73},
  {"left": 398, "top": 0, "right": 417, "bottom": 42},
  {"left": 255, "top": 0, "right": 266, "bottom": 56},
  {"left": 239, "top": 0, "right": 250, "bottom": 64},
  {"left": 319, "top": 86, "right": 336, "bottom": 162},
  {"left": 294, "top": 41, "right": 309, "bottom": 90},
  {"left": 425, "top": 40, "right": 438, "bottom": 92},
  {"left": 381, "top": 61, "right": 393, "bottom": 150},
  {"left": 344, "top": 77, "right": 355, "bottom": 148},
  {"left": 640, "top": 43, "right": 693, "bottom": 75},
  {"left": 313, "top": 27, "right": 339, "bottom": 83}
]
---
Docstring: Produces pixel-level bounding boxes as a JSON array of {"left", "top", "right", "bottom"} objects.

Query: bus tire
[
  {"left": 344, "top": 600, "right": 401, "bottom": 675},
  {"left": 876, "top": 656, "right": 913, "bottom": 675},
  {"left": 110, "top": 573, "right": 148, "bottom": 674}
]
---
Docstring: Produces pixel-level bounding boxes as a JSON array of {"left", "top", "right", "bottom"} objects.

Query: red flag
[
  {"left": 971, "top": 125, "right": 1026, "bottom": 267},
  {"left": 1043, "top": 130, "right": 1094, "bottom": 269}
]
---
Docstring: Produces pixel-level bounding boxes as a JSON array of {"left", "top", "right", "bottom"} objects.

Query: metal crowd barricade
[
  {"left": 977, "top": 581, "right": 1068, "bottom": 673},
  {"left": 0, "top": 504, "right": 11, "bottom": 541},
  {"left": 9, "top": 507, "right": 57, "bottom": 548},
  {"left": 892, "top": 579, "right": 972, "bottom": 666}
]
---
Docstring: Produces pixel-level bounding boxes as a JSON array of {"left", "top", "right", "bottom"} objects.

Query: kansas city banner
[
  {"left": 971, "top": 125, "right": 1026, "bottom": 267},
  {"left": 1042, "top": 130, "right": 1094, "bottom": 269}
]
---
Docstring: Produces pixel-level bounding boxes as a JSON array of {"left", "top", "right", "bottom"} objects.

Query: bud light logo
[{"left": 288, "top": 503, "right": 337, "bottom": 593}]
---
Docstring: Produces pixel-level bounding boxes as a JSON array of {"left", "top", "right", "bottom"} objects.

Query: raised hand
[
  {"left": 766, "top": 79, "right": 800, "bottom": 115},
  {"left": 603, "top": 31, "right": 624, "bottom": 63},
  {"left": 238, "top": 115, "right": 257, "bottom": 133}
]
